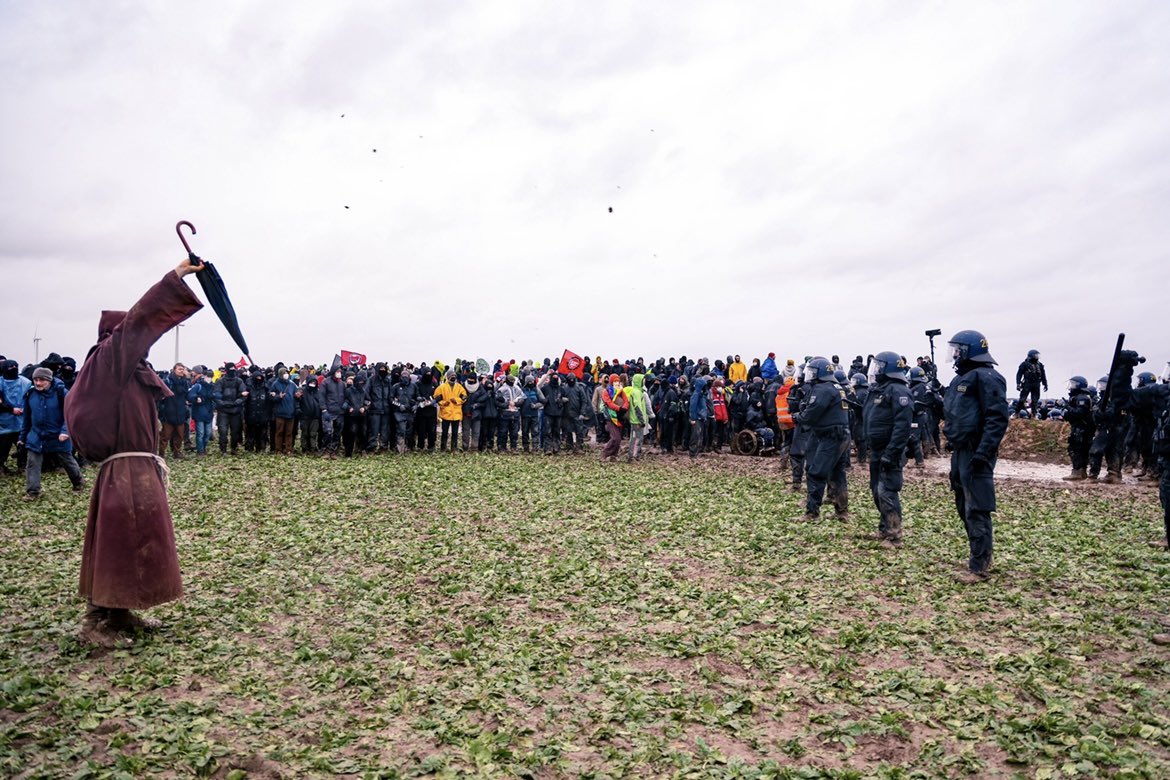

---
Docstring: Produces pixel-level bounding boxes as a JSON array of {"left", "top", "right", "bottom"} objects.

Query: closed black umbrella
[{"left": 176, "top": 221, "right": 253, "bottom": 365}]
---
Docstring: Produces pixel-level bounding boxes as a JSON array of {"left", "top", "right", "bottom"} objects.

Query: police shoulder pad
[{"left": 899, "top": 396, "right": 910, "bottom": 406}]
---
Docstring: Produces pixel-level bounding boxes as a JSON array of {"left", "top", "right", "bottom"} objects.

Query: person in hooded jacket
[
  {"left": 390, "top": 373, "right": 418, "bottom": 452},
  {"left": 478, "top": 375, "right": 499, "bottom": 451},
  {"left": 268, "top": 367, "right": 298, "bottom": 455},
  {"left": 20, "top": 367, "right": 85, "bottom": 499},
  {"left": 709, "top": 378, "right": 728, "bottom": 452},
  {"left": 343, "top": 372, "right": 368, "bottom": 457},
  {"left": 562, "top": 373, "right": 589, "bottom": 451},
  {"left": 728, "top": 380, "right": 749, "bottom": 435},
  {"left": 688, "top": 376, "right": 712, "bottom": 458},
  {"left": 365, "top": 362, "right": 394, "bottom": 452},
  {"left": 1, "top": 358, "right": 31, "bottom": 475},
  {"left": 413, "top": 372, "right": 438, "bottom": 452},
  {"left": 496, "top": 374, "right": 525, "bottom": 451},
  {"left": 624, "top": 373, "right": 649, "bottom": 460},
  {"left": 461, "top": 375, "right": 484, "bottom": 452},
  {"left": 434, "top": 370, "right": 468, "bottom": 453},
  {"left": 656, "top": 376, "right": 680, "bottom": 453},
  {"left": 296, "top": 375, "right": 322, "bottom": 453},
  {"left": 519, "top": 375, "right": 545, "bottom": 453},
  {"left": 319, "top": 368, "right": 347, "bottom": 458},
  {"left": 213, "top": 365, "right": 246, "bottom": 454},
  {"left": 539, "top": 373, "right": 569, "bottom": 454},
  {"left": 243, "top": 369, "right": 271, "bottom": 453}
]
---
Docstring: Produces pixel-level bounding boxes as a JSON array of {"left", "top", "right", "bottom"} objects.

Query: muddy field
[{"left": 1, "top": 430, "right": 1167, "bottom": 777}]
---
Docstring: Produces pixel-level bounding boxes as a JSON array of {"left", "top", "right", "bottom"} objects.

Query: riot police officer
[
  {"left": 793, "top": 358, "right": 850, "bottom": 521},
  {"left": 1061, "top": 376, "right": 1095, "bottom": 481},
  {"left": 849, "top": 373, "right": 870, "bottom": 463},
  {"left": 863, "top": 352, "right": 913, "bottom": 544},
  {"left": 943, "top": 330, "right": 1010, "bottom": 583},
  {"left": 1015, "top": 349, "right": 1048, "bottom": 417}
]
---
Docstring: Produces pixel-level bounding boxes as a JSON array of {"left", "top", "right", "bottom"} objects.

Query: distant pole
[
  {"left": 33, "top": 336, "right": 42, "bottom": 363},
  {"left": 173, "top": 323, "right": 184, "bottom": 366}
]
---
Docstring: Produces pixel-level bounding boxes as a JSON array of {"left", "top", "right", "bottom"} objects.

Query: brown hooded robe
[{"left": 65, "top": 271, "right": 202, "bottom": 609}]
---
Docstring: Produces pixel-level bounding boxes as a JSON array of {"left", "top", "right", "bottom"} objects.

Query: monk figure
[{"left": 65, "top": 256, "right": 205, "bottom": 647}]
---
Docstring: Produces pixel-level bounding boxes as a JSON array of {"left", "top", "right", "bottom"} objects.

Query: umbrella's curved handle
[{"left": 176, "top": 221, "right": 200, "bottom": 261}]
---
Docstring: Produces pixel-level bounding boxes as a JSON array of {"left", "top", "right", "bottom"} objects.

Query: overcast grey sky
[{"left": 2, "top": 0, "right": 1168, "bottom": 387}]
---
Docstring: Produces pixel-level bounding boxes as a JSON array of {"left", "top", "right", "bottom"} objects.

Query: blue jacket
[
  {"left": 20, "top": 378, "right": 71, "bottom": 453},
  {"left": 187, "top": 378, "right": 216, "bottom": 423},
  {"left": 689, "top": 377, "right": 711, "bottom": 421},
  {"left": 267, "top": 377, "right": 298, "bottom": 419},
  {"left": 760, "top": 357, "right": 779, "bottom": 380},
  {"left": 1, "top": 375, "right": 31, "bottom": 435}
]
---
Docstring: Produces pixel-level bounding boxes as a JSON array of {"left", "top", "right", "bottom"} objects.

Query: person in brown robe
[{"left": 65, "top": 257, "right": 204, "bottom": 647}]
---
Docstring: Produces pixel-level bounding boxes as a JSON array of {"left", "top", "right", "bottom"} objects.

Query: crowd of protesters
[{"left": 4, "top": 342, "right": 1169, "bottom": 577}]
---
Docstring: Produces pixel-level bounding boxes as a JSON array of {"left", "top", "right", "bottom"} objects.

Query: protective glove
[
  {"left": 879, "top": 452, "right": 897, "bottom": 470},
  {"left": 972, "top": 452, "right": 992, "bottom": 470}
]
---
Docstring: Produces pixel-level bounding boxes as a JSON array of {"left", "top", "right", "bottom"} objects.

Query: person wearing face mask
[
  {"left": 296, "top": 375, "right": 322, "bottom": 453},
  {"left": 413, "top": 372, "right": 438, "bottom": 452},
  {"left": 478, "top": 375, "right": 499, "bottom": 451},
  {"left": 268, "top": 367, "right": 298, "bottom": 455},
  {"left": 496, "top": 374, "right": 525, "bottom": 451},
  {"left": 186, "top": 366, "right": 215, "bottom": 456},
  {"left": 518, "top": 375, "right": 545, "bottom": 453},
  {"left": 320, "top": 368, "right": 347, "bottom": 458},
  {"left": 213, "top": 364, "right": 246, "bottom": 455},
  {"left": 158, "top": 363, "right": 191, "bottom": 459},
  {"left": 342, "top": 372, "right": 368, "bottom": 457},
  {"left": 1, "top": 359, "right": 31, "bottom": 475},
  {"left": 461, "top": 374, "right": 484, "bottom": 452},
  {"left": 391, "top": 372, "right": 418, "bottom": 453},
  {"left": 942, "top": 330, "right": 1010, "bottom": 584},
  {"left": 242, "top": 368, "right": 271, "bottom": 453},
  {"left": 562, "top": 373, "right": 590, "bottom": 452},
  {"left": 434, "top": 370, "right": 468, "bottom": 453},
  {"left": 59, "top": 356, "right": 78, "bottom": 390},
  {"left": 539, "top": 373, "right": 569, "bottom": 455},
  {"left": 365, "top": 362, "right": 394, "bottom": 453}
]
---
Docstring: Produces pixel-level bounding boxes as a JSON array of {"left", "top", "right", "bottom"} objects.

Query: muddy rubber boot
[
  {"left": 107, "top": 609, "right": 162, "bottom": 632},
  {"left": 79, "top": 605, "right": 131, "bottom": 649},
  {"left": 886, "top": 512, "right": 903, "bottom": 545},
  {"left": 1062, "top": 468, "right": 1087, "bottom": 481},
  {"left": 1099, "top": 467, "right": 1122, "bottom": 484}
]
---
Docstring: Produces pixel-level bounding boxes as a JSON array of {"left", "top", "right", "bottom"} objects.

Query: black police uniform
[
  {"left": 943, "top": 363, "right": 1010, "bottom": 575},
  {"left": 787, "top": 380, "right": 809, "bottom": 490},
  {"left": 1015, "top": 357, "right": 1047, "bottom": 416},
  {"left": 863, "top": 377, "right": 913, "bottom": 541},
  {"left": 1063, "top": 389, "right": 1095, "bottom": 475},
  {"left": 795, "top": 378, "right": 850, "bottom": 517},
  {"left": 1147, "top": 384, "right": 1170, "bottom": 545}
]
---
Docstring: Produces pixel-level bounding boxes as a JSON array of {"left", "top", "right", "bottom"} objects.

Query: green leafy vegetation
[{"left": 2, "top": 453, "right": 1168, "bottom": 777}]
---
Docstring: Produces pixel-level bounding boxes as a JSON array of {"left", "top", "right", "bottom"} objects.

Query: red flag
[
  {"left": 234, "top": 356, "right": 248, "bottom": 369},
  {"left": 340, "top": 349, "right": 367, "bottom": 367},
  {"left": 559, "top": 349, "right": 585, "bottom": 378}
]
